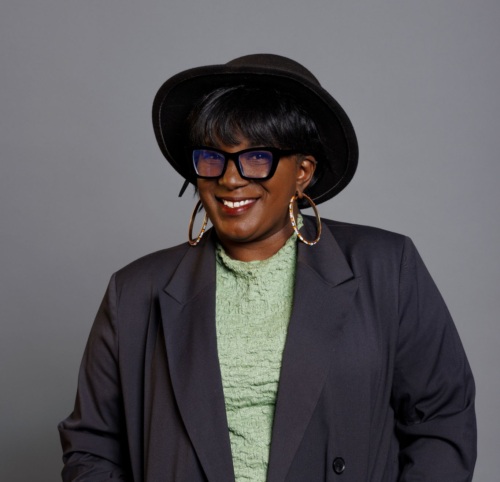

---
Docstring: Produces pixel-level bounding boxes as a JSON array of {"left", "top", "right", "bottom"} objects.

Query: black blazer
[{"left": 59, "top": 218, "right": 476, "bottom": 481}]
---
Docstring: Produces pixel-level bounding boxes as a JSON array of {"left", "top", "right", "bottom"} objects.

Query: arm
[
  {"left": 392, "top": 238, "right": 476, "bottom": 481},
  {"left": 58, "top": 274, "right": 131, "bottom": 481}
]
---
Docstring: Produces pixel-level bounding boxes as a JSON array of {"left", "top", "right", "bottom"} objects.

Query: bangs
[{"left": 189, "top": 86, "right": 323, "bottom": 154}]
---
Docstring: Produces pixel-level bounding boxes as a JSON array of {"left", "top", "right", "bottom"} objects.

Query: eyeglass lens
[{"left": 193, "top": 149, "right": 274, "bottom": 179}]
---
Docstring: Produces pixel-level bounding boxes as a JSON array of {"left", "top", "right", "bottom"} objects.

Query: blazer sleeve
[
  {"left": 392, "top": 237, "right": 476, "bottom": 481},
  {"left": 58, "top": 274, "right": 131, "bottom": 481}
]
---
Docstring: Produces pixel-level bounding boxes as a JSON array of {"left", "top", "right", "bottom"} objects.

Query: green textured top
[{"left": 215, "top": 219, "right": 301, "bottom": 482}]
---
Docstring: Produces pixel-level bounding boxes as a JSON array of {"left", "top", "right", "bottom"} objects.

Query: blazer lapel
[
  {"left": 158, "top": 232, "right": 235, "bottom": 482},
  {"left": 267, "top": 217, "right": 359, "bottom": 482}
]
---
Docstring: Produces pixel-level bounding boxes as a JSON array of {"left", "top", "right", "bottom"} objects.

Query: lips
[{"left": 217, "top": 197, "right": 257, "bottom": 214}]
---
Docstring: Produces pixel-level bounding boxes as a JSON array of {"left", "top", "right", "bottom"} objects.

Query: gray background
[{"left": 1, "top": 1, "right": 498, "bottom": 480}]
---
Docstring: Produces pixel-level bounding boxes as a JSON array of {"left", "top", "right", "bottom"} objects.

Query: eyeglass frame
[{"left": 191, "top": 146, "right": 300, "bottom": 181}]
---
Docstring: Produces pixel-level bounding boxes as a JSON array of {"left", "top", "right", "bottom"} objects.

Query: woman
[{"left": 59, "top": 54, "right": 476, "bottom": 481}]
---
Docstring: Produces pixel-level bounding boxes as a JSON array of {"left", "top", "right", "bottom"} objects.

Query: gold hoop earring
[
  {"left": 288, "top": 192, "right": 322, "bottom": 246},
  {"left": 188, "top": 200, "right": 209, "bottom": 246}
]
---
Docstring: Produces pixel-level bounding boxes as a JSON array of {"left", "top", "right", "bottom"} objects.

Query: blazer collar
[
  {"left": 162, "top": 230, "right": 217, "bottom": 304},
  {"left": 296, "top": 215, "right": 354, "bottom": 287}
]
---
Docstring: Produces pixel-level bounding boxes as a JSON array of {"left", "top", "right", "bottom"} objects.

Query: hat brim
[{"left": 152, "top": 62, "right": 358, "bottom": 205}]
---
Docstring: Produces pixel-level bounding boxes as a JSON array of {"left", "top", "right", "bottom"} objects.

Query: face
[{"left": 196, "top": 139, "right": 315, "bottom": 261}]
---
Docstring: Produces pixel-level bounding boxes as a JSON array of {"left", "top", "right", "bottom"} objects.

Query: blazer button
[{"left": 332, "top": 457, "right": 346, "bottom": 474}]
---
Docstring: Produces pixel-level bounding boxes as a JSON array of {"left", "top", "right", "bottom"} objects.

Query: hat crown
[{"left": 226, "top": 53, "right": 321, "bottom": 86}]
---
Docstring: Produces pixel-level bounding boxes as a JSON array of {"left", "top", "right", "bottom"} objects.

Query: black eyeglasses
[{"left": 192, "top": 146, "right": 298, "bottom": 181}]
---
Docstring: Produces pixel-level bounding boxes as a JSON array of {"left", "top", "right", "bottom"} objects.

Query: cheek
[
  {"left": 272, "top": 161, "right": 300, "bottom": 196},
  {"left": 196, "top": 182, "right": 223, "bottom": 227},
  {"left": 196, "top": 181, "right": 213, "bottom": 205},
  {"left": 269, "top": 177, "right": 299, "bottom": 204}
]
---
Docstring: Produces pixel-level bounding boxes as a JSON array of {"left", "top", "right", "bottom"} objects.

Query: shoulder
[
  {"left": 320, "top": 217, "right": 410, "bottom": 255},
  {"left": 312, "top": 217, "right": 418, "bottom": 278},
  {"left": 322, "top": 217, "right": 405, "bottom": 243},
  {"left": 112, "top": 241, "right": 192, "bottom": 293}
]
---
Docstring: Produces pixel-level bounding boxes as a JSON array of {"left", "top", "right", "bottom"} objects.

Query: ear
[{"left": 295, "top": 155, "right": 317, "bottom": 195}]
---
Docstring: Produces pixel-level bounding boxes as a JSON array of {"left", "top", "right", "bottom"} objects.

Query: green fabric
[{"left": 215, "top": 219, "right": 302, "bottom": 482}]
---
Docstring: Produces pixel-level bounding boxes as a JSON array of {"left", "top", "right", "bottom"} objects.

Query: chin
[{"left": 219, "top": 230, "right": 260, "bottom": 244}]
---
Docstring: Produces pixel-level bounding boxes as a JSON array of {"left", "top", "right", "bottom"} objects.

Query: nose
[{"left": 218, "top": 159, "right": 248, "bottom": 189}]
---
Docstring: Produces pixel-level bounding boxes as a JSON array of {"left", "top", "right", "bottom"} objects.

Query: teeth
[{"left": 222, "top": 199, "right": 253, "bottom": 208}]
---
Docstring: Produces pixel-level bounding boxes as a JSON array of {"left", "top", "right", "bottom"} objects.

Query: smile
[{"left": 221, "top": 199, "right": 255, "bottom": 208}]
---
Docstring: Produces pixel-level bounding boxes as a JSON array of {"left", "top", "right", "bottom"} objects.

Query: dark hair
[{"left": 188, "top": 85, "right": 326, "bottom": 187}]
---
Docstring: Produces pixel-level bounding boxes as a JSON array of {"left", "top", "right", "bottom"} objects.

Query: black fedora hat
[{"left": 152, "top": 53, "right": 358, "bottom": 205}]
